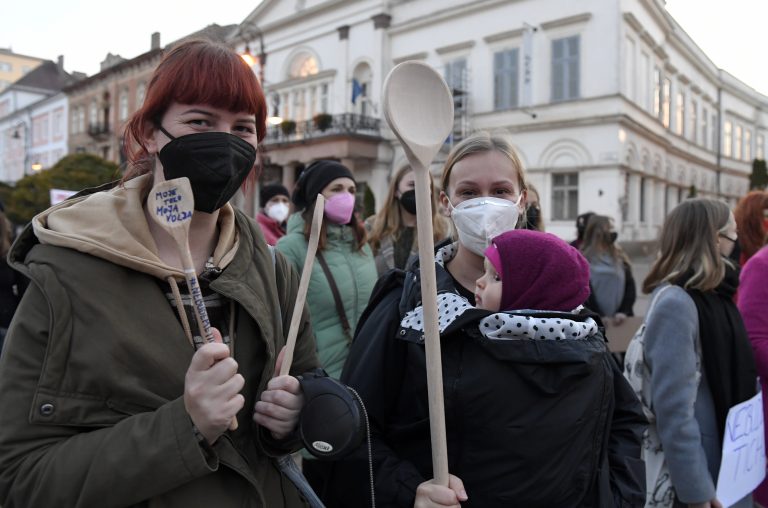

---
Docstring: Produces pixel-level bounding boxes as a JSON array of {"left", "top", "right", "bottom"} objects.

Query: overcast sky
[{"left": 1, "top": 1, "right": 766, "bottom": 97}]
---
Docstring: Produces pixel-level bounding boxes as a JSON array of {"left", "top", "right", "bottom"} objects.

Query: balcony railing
[
  {"left": 87, "top": 122, "right": 111, "bottom": 139},
  {"left": 263, "top": 113, "right": 381, "bottom": 145}
]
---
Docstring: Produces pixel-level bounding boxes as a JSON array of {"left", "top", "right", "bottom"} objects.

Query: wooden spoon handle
[
  {"left": 280, "top": 196, "right": 325, "bottom": 377},
  {"left": 413, "top": 166, "right": 449, "bottom": 486}
]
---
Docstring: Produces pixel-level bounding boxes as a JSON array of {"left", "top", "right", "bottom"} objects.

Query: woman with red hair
[
  {"left": 0, "top": 39, "right": 319, "bottom": 507},
  {"left": 733, "top": 190, "right": 768, "bottom": 266}
]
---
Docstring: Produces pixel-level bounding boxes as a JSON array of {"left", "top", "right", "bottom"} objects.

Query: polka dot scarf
[{"left": 401, "top": 293, "right": 598, "bottom": 341}]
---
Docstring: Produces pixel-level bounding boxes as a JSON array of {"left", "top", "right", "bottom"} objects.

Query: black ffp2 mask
[
  {"left": 157, "top": 126, "right": 257, "bottom": 213},
  {"left": 399, "top": 189, "right": 418, "bottom": 215}
]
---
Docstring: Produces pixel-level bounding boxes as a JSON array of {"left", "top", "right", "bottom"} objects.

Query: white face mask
[
  {"left": 266, "top": 202, "right": 290, "bottom": 223},
  {"left": 448, "top": 195, "right": 522, "bottom": 256}
]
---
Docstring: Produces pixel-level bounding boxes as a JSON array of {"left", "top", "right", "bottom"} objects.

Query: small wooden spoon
[
  {"left": 149, "top": 176, "right": 237, "bottom": 430},
  {"left": 382, "top": 61, "right": 454, "bottom": 486},
  {"left": 279, "top": 195, "right": 325, "bottom": 376}
]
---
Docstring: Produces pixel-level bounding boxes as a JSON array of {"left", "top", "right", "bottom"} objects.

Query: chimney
[
  {"left": 57, "top": 55, "right": 64, "bottom": 70},
  {"left": 151, "top": 32, "right": 161, "bottom": 50}
]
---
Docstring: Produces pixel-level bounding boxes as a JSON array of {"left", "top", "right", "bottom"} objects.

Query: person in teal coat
[
  {"left": 276, "top": 160, "right": 377, "bottom": 500},
  {"left": 276, "top": 160, "right": 376, "bottom": 380}
]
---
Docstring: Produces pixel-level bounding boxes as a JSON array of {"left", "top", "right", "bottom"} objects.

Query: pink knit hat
[{"left": 484, "top": 230, "right": 590, "bottom": 312}]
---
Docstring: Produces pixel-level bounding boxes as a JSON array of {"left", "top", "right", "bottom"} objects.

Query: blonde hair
[
  {"left": 581, "top": 215, "right": 628, "bottom": 265},
  {"left": 643, "top": 198, "right": 732, "bottom": 293},
  {"left": 367, "top": 166, "right": 447, "bottom": 254},
  {"left": 440, "top": 132, "right": 528, "bottom": 195}
]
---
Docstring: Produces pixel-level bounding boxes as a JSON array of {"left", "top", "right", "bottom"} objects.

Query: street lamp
[
  {"left": 11, "top": 121, "right": 31, "bottom": 177},
  {"left": 31, "top": 162, "right": 42, "bottom": 172},
  {"left": 239, "top": 28, "right": 266, "bottom": 86}
]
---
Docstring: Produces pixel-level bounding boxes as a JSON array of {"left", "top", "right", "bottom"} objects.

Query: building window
[
  {"left": 639, "top": 177, "right": 647, "bottom": 223},
  {"left": 71, "top": 109, "right": 79, "bottom": 134},
  {"left": 494, "top": 48, "right": 519, "bottom": 110},
  {"left": 653, "top": 67, "right": 662, "bottom": 120},
  {"left": 551, "top": 35, "right": 580, "bottom": 102},
  {"left": 711, "top": 113, "right": 717, "bottom": 150},
  {"left": 119, "top": 90, "right": 129, "bottom": 121},
  {"left": 89, "top": 101, "right": 98, "bottom": 128},
  {"left": 758, "top": 134, "right": 765, "bottom": 160},
  {"left": 320, "top": 83, "right": 329, "bottom": 113},
  {"left": 675, "top": 91, "right": 685, "bottom": 136},
  {"left": 79, "top": 108, "right": 85, "bottom": 133},
  {"left": 136, "top": 83, "right": 146, "bottom": 107},
  {"left": 445, "top": 58, "right": 469, "bottom": 143},
  {"left": 745, "top": 129, "right": 752, "bottom": 161},
  {"left": 289, "top": 53, "right": 319, "bottom": 79},
  {"left": 662, "top": 78, "right": 671, "bottom": 129},
  {"left": 53, "top": 109, "right": 63, "bottom": 138},
  {"left": 690, "top": 100, "right": 697, "bottom": 144},
  {"left": 702, "top": 106, "right": 708, "bottom": 149},
  {"left": 0, "top": 62, "right": 11, "bottom": 72},
  {"left": 724, "top": 121, "right": 732, "bottom": 157},
  {"left": 641, "top": 52, "right": 650, "bottom": 111},
  {"left": 551, "top": 172, "right": 578, "bottom": 220},
  {"left": 624, "top": 37, "right": 635, "bottom": 101},
  {"left": 735, "top": 124, "right": 742, "bottom": 160}
]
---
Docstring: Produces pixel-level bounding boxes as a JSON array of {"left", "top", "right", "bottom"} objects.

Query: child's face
[{"left": 475, "top": 259, "right": 502, "bottom": 311}]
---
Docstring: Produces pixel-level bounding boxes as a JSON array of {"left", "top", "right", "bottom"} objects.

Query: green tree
[
  {"left": 687, "top": 184, "right": 698, "bottom": 198},
  {"left": 750, "top": 159, "right": 768, "bottom": 190},
  {"left": 6, "top": 154, "right": 119, "bottom": 224}
]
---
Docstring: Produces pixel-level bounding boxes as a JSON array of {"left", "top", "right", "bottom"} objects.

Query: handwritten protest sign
[{"left": 716, "top": 388, "right": 765, "bottom": 507}]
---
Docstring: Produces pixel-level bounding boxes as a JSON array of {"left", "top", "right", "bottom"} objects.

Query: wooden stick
[
  {"left": 279, "top": 195, "right": 325, "bottom": 376},
  {"left": 149, "top": 177, "right": 237, "bottom": 430}
]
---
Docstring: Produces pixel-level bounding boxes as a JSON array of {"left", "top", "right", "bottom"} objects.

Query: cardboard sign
[
  {"left": 716, "top": 388, "right": 765, "bottom": 507},
  {"left": 603, "top": 316, "right": 644, "bottom": 353}
]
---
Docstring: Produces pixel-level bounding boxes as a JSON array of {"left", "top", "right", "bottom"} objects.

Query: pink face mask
[{"left": 324, "top": 192, "right": 356, "bottom": 224}]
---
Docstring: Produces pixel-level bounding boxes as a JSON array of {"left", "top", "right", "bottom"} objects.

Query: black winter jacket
[{"left": 327, "top": 250, "right": 646, "bottom": 508}]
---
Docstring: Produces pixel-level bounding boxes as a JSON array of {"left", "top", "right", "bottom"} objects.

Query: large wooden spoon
[
  {"left": 149, "top": 176, "right": 237, "bottom": 430},
  {"left": 279, "top": 195, "right": 325, "bottom": 376},
  {"left": 382, "top": 61, "right": 454, "bottom": 486}
]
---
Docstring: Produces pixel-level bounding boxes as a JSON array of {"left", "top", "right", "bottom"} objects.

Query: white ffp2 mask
[
  {"left": 448, "top": 195, "right": 522, "bottom": 256},
  {"left": 266, "top": 202, "right": 290, "bottom": 223}
]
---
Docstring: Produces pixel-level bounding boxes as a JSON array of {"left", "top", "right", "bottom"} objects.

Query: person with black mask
[
  {"left": 581, "top": 215, "right": 636, "bottom": 326},
  {"left": 0, "top": 39, "right": 319, "bottom": 507},
  {"left": 365, "top": 165, "right": 448, "bottom": 275},
  {"left": 522, "top": 182, "right": 544, "bottom": 231},
  {"left": 570, "top": 211, "right": 595, "bottom": 249}
]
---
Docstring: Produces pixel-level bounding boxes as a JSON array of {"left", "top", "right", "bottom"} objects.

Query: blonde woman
[
  {"left": 639, "top": 198, "right": 756, "bottom": 508},
  {"left": 327, "top": 132, "right": 646, "bottom": 508},
  {"left": 581, "top": 215, "right": 636, "bottom": 325},
  {"left": 366, "top": 166, "right": 448, "bottom": 275}
]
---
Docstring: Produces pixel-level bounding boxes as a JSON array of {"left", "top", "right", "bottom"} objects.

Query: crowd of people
[{"left": 1, "top": 38, "right": 768, "bottom": 508}]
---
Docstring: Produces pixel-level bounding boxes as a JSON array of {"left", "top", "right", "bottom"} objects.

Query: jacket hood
[{"left": 10, "top": 174, "right": 238, "bottom": 280}]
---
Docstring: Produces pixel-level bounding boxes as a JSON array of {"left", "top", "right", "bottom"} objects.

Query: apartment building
[
  {"left": 0, "top": 48, "right": 44, "bottom": 92},
  {"left": 237, "top": 0, "right": 767, "bottom": 240}
]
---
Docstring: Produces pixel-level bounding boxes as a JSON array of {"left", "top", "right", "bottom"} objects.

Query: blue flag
[{"left": 351, "top": 78, "right": 364, "bottom": 104}]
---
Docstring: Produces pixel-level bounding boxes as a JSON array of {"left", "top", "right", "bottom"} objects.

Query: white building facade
[{"left": 237, "top": 0, "right": 766, "bottom": 240}]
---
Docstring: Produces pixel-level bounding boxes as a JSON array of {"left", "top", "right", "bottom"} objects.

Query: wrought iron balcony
[
  {"left": 87, "top": 122, "right": 111, "bottom": 140},
  {"left": 263, "top": 113, "right": 381, "bottom": 145}
]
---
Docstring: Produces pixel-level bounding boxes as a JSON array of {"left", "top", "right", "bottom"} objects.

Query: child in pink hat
[{"left": 476, "top": 229, "right": 590, "bottom": 313}]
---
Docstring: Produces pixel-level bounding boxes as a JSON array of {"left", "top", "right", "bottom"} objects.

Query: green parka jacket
[
  {"left": 0, "top": 176, "right": 319, "bottom": 507},
  {"left": 276, "top": 213, "right": 376, "bottom": 379}
]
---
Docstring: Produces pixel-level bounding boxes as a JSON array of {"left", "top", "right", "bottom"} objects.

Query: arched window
[
  {"left": 352, "top": 62, "right": 373, "bottom": 116},
  {"left": 289, "top": 52, "right": 319, "bottom": 79}
]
